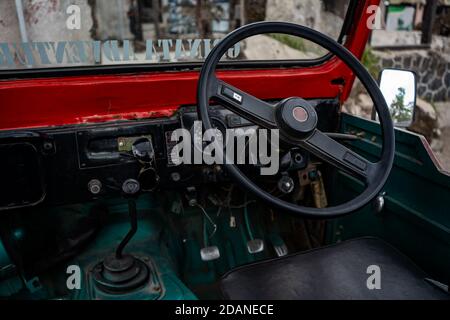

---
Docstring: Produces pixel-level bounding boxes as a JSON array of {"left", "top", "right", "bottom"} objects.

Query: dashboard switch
[{"left": 222, "top": 86, "right": 243, "bottom": 104}]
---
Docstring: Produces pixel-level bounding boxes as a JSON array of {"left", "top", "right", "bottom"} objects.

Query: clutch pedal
[{"left": 196, "top": 203, "right": 220, "bottom": 261}]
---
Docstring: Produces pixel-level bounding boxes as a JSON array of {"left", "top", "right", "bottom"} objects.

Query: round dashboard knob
[
  {"left": 122, "top": 179, "right": 140, "bottom": 195},
  {"left": 88, "top": 179, "right": 102, "bottom": 195},
  {"left": 278, "top": 175, "right": 295, "bottom": 194}
]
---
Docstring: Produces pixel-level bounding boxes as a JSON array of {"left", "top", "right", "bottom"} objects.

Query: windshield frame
[{"left": 0, "top": 0, "right": 358, "bottom": 80}]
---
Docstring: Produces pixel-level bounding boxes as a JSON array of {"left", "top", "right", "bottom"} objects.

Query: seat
[{"left": 221, "top": 237, "right": 449, "bottom": 300}]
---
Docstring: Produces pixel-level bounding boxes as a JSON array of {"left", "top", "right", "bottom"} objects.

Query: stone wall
[{"left": 374, "top": 49, "right": 450, "bottom": 102}]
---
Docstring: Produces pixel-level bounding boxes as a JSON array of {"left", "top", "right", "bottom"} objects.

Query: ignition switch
[{"left": 131, "top": 137, "right": 155, "bottom": 163}]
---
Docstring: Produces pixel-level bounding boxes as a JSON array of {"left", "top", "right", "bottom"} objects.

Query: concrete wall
[
  {"left": 23, "top": 0, "right": 93, "bottom": 41},
  {"left": 0, "top": 1, "right": 21, "bottom": 43},
  {"left": 0, "top": 0, "right": 94, "bottom": 68},
  {"left": 94, "top": 0, "right": 133, "bottom": 40},
  {"left": 0, "top": 0, "right": 93, "bottom": 42},
  {"left": 266, "top": 0, "right": 343, "bottom": 39}
]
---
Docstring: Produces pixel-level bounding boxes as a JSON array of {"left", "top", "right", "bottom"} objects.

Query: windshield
[{"left": 0, "top": 0, "right": 351, "bottom": 70}]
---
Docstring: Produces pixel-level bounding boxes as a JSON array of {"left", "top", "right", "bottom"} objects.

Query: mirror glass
[{"left": 379, "top": 69, "right": 416, "bottom": 127}]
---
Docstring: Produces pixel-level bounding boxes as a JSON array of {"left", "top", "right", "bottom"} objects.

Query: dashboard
[{"left": 0, "top": 99, "right": 339, "bottom": 211}]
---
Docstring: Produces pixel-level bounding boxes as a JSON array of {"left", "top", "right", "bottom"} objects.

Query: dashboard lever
[{"left": 0, "top": 131, "right": 44, "bottom": 141}]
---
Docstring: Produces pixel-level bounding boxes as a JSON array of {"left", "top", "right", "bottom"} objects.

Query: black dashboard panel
[
  {"left": 0, "top": 143, "right": 45, "bottom": 209},
  {"left": 0, "top": 99, "right": 339, "bottom": 210}
]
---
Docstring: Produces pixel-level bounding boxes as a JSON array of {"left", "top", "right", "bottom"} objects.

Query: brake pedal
[
  {"left": 247, "top": 239, "right": 264, "bottom": 254},
  {"left": 200, "top": 246, "right": 220, "bottom": 261}
]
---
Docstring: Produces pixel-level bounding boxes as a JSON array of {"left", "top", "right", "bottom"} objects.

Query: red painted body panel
[{"left": 0, "top": 0, "right": 377, "bottom": 131}]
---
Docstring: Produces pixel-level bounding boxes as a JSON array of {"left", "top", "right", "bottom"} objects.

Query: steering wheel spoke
[
  {"left": 300, "top": 130, "right": 376, "bottom": 184},
  {"left": 210, "top": 77, "right": 277, "bottom": 129}
]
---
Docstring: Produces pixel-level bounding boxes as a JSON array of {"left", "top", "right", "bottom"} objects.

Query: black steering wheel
[{"left": 197, "top": 22, "right": 395, "bottom": 218}]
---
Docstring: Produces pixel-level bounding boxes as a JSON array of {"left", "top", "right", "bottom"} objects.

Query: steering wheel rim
[{"left": 197, "top": 21, "right": 395, "bottom": 218}]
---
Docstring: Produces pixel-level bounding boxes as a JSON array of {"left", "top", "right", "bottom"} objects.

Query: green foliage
[
  {"left": 390, "top": 87, "right": 413, "bottom": 123},
  {"left": 270, "top": 34, "right": 306, "bottom": 52},
  {"left": 362, "top": 47, "right": 380, "bottom": 78}
]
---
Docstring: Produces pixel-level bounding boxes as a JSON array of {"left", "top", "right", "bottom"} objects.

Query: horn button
[{"left": 276, "top": 98, "right": 318, "bottom": 138}]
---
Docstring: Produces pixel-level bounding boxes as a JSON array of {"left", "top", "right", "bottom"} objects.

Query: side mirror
[{"left": 374, "top": 69, "right": 417, "bottom": 127}]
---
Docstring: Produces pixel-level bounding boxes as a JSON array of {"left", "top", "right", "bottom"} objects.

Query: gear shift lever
[
  {"left": 114, "top": 198, "right": 137, "bottom": 259},
  {"left": 92, "top": 179, "right": 149, "bottom": 294},
  {"left": 115, "top": 180, "right": 140, "bottom": 259}
]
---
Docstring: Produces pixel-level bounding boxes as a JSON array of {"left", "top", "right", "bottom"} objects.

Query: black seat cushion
[{"left": 221, "top": 237, "right": 449, "bottom": 300}]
